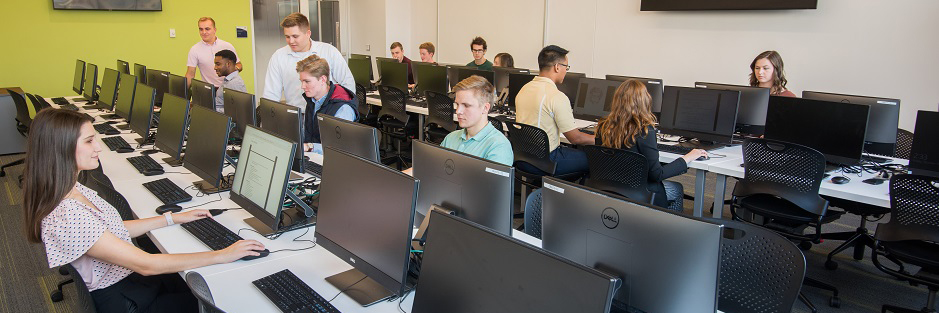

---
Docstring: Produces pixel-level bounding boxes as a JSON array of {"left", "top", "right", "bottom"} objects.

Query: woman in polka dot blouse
[{"left": 22, "top": 109, "right": 266, "bottom": 313}]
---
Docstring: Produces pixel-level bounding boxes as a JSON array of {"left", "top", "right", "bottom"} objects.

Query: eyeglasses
[
  {"left": 556, "top": 63, "right": 571, "bottom": 71},
  {"left": 471, "top": 49, "right": 485, "bottom": 53}
]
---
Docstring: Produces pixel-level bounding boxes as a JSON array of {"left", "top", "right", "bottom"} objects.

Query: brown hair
[
  {"left": 389, "top": 42, "right": 403, "bottom": 51},
  {"left": 296, "top": 54, "right": 330, "bottom": 79},
  {"left": 470, "top": 36, "right": 487, "bottom": 50},
  {"left": 494, "top": 53, "right": 514, "bottom": 68},
  {"left": 596, "top": 79, "right": 658, "bottom": 149},
  {"left": 749, "top": 50, "right": 789, "bottom": 95},
  {"left": 23, "top": 109, "right": 93, "bottom": 243},
  {"left": 452, "top": 75, "right": 495, "bottom": 109},
  {"left": 281, "top": 12, "right": 310, "bottom": 30},
  {"left": 419, "top": 42, "right": 436, "bottom": 55},
  {"left": 198, "top": 16, "right": 216, "bottom": 28}
]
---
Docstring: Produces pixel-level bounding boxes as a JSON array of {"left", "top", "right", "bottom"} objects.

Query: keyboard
[
  {"left": 407, "top": 98, "right": 427, "bottom": 108},
  {"left": 51, "top": 97, "right": 69, "bottom": 105},
  {"left": 127, "top": 155, "right": 161, "bottom": 173},
  {"left": 142, "top": 178, "right": 192, "bottom": 205},
  {"left": 61, "top": 103, "right": 80, "bottom": 111},
  {"left": 93, "top": 123, "right": 120, "bottom": 135},
  {"left": 303, "top": 159, "right": 323, "bottom": 177},
  {"left": 102, "top": 136, "right": 132, "bottom": 151},
  {"left": 579, "top": 125, "right": 596, "bottom": 135},
  {"left": 656, "top": 143, "right": 694, "bottom": 155},
  {"left": 253, "top": 269, "right": 342, "bottom": 313}
]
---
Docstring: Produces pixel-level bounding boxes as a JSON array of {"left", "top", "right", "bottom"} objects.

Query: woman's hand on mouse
[{"left": 173, "top": 209, "right": 212, "bottom": 224}]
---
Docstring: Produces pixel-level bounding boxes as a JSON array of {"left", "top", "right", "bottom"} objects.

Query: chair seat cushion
[
  {"left": 882, "top": 240, "right": 939, "bottom": 270},
  {"left": 825, "top": 196, "right": 891, "bottom": 217},
  {"left": 738, "top": 194, "right": 844, "bottom": 224}
]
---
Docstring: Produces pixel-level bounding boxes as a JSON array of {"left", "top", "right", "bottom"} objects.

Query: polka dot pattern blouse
[{"left": 41, "top": 183, "right": 134, "bottom": 291}]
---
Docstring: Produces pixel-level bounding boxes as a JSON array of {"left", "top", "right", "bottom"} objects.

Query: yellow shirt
[{"left": 514, "top": 76, "right": 577, "bottom": 151}]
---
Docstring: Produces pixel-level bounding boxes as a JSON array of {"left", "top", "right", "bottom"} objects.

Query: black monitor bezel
[
  {"left": 802, "top": 90, "right": 901, "bottom": 157},
  {"left": 189, "top": 79, "right": 217, "bottom": 111},
  {"left": 456, "top": 68, "right": 495, "bottom": 87},
  {"left": 113, "top": 73, "right": 138, "bottom": 121},
  {"left": 98, "top": 68, "right": 121, "bottom": 110},
  {"left": 153, "top": 93, "right": 191, "bottom": 160},
  {"left": 413, "top": 62, "right": 449, "bottom": 95},
  {"left": 317, "top": 113, "right": 381, "bottom": 163},
  {"left": 167, "top": 73, "right": 188, "bottom": 100},
  {"left": 694, "top": 82, "right": 770, "bottom": 135},
  {"left": 377, "top": 59, "right": 409, "bottom": 92},
  {"left": 128, "top": 83, "right": 156, "bottom": 138},
  {"left": 258, "top": 98, "right": 305, "bottom": 172},
  {"left": 659, "top": 86, "right": 740, "bottom": 145},
  {"left": 606, "top": 75, "right": 665, "bottom": 114},
  {"left": 133, "top": 63, "right": 147, "bottom": 85},
  {"left": 764, "top": 96, "right": 871, "bottom": 166},
  {"left": 229, "top": 125, "right": 297, "bottom": 232},
  {"left": 73, "top": 59, "right": 86, "bottom": 96},
  {"left": 183, "top": 106, "right": 232, "bottom": 188},
  {"left": 117, "top": 60, "right": 130, "bottom": 75},
  {"left": 82, "top": 63, "right": 98, "bottom": 101},
  {"left": 222, "top": 89, "right": 258, "bottom": 140}
]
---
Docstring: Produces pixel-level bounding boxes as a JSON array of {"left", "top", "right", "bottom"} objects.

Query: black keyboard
[
  {"left": 127, "top": 155, "right": 162, "bottom": 173},
  {"left": 102, "top": 136, "right": 132, "bottom": 151},
  {"left": 51, "top": 97, "right": 69, "bottom": 105},
  {"left": 579, "top": 126, "right": 596, "bottom": 135},
  {"left": 61, "top": 103, "right": 80, "bottom": 111},
  {"left": 180, "top": 217, "right": 241, "bottom": 250},
  {"left": 142, "top": 178, "right": 192, "bottom": 205},
  {"left": 303, "top": 159, "right": 323, "bottom": 177},
  {"left": 253, "top": 269, "right": 342, "bottom": 313},
  {"left": 93, "top": 123, "right": 120, "bottom": 135},
  {"left": 656, "top": 143, "right": 693, "bottom": 155}
]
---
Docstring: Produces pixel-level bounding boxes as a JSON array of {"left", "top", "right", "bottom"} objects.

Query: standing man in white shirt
[
  {"left": 185, "top": 17, "right": 242, "bottom": 86},
  {"left": 263, "top": 13, "right": 354, "bottom": 111}
]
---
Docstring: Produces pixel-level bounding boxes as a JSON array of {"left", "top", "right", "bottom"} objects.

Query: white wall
[
  {"left": 436, "top": 0, "right": 545, "bottom": 69},
  {"left": 349, "top": 0, "right": 385, "bottom": 57},
  {"left": 409, "top": 0, "right": 437, "bottom": 58}
]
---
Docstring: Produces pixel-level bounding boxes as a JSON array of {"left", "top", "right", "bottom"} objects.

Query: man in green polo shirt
[{"left": 465, "top": 36, "right": 494, "bottom": 71}]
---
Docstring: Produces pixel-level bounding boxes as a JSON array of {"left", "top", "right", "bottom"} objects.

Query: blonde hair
[
  {"left": 296, "top": 55, "right": 330, "bottom": 79},
  {"left": 281, "top": 12, "right": 310, "bottom": 30},
  {"left": 452, "top": 75, "right": 495, "bottom": 108},
  {"left": 198, "top": 17, "right": 216, "bottom": 28},
  {"left": 596, "top": 79, "right": 658, "bottom": 149},
  {"left": 419, "top": 42, "right": 436, "bottom": 55}
]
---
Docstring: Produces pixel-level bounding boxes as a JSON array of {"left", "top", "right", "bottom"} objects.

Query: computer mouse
[
  {"left": 143, "top": 168, "right": 164, "bottom": 176},
  {"left": 115, "top": 146, "right": 135, "bottom": 153},
  {"left": 155, "top": 203, "right": 182, "bottom": 214},
  {"left": 209, "top": 209, "right": 227, "bottom": 216},
  {"left": 104, "top": 129, "right": 120, "bottom": 135},
  {"left": 141, "top": 149, "right": 159, "bottom": 155},
  {"left": 241, "top": 249, "right": 270, "bottom": 261},
  {"left": 105, "top": 121, "right": 119, "bottom": 124},
  {"left": 831, "top": 176, "right": 850, "bottom": 185},
  {"left": 696, "top": 155, "right": 710, "bottom": 161}
]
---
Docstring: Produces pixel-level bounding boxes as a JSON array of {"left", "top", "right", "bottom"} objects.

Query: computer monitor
[
  {"left": 350, "top": 53, "right": 374, "bottom": 80},
  {"left": 411, "top": 140, "right": 514, "bottom": 234},
  {"left": 315, "top": 147, "right": 419, "bottom": 306},
  {"left": 540, "top": 177, "right": 723, "bottom": 313},
  {"left": 231, "top": 126, "right": 305, "bottom": 235},
  {"left": 377, "top": 60, "right": 409, "bottom": 92},
  {"left": 445, "top": 64, "right": 465, "bottom": 89},
  {"left": 72, "top": 59, "right": 86, "bottom": 95},
  {"left": 317, "top": 113, "right": 380, "bottom": 162},
  {"left": 572, "top": 78, "right": 623, "bottom": 121},
  {"left": 117, "top": 60, "right": 130, "bottom": 75},
  {"left": 348, "top": 57, "right": 372, "bottom": 88},
  {"left": 258, "top": 98, "right": 305, "bottom": 172},
  {"left": 493, "top": 66, "right": 530, "bottom": 94},
  {"left": 764, "top": 96, "right": 870, "bottom": 166},
  {"left": 695, "top": 82, "right": 771, "bottom": 135},
  {"left": 168, "top": 73, "right": 188, "bottom": 99},
  {"left": 190, "top": 79, "right": 217, "bottom": 111},
  {"left": 146, "top": 69, "right": 169, "bottom": 105},
  {"left": 659, "top": 86, "right": 740, "bottom": 149},
  {"left": 375, "top": 56, "right": 397, "bottom": 82},
  {"left": 222, "top": 89, "right": 257, "bottom": 140},
  {"left": 909, "top": 110, "right": 939, "bottom": 177},
  {"left": 184, "top": 106, "right": 233, "bottom": 194},
  {"left": 457, "top": 68, "right": 495, "bottom": 87},
  {"left": 413, "top": 62, "right": 449, "bottom": 95},
  {"left": 412, "top": 210, "right": 620, "bottom": 313},
  {"left": 82, "top": 63, "right": 98, "bottom": 102},
  {"left": 128, "top": 84, "right": 156, "bottom": 143},
  {"left": 803, "top": 91, "right": 901, "bottom": 157},
  {"left": 507, "top": 72, "right": 536, "bottom": 107},
  {"left": 97, "top": 68, "right": 121, "bottom": 110},
  {"left": 133, "top": 63, "right": 147, "bottom": 85},
  {"left": 606, "top": 75, "right": 664, "bottom": 115},
  {"left": 113, "top": 73, "right": 137, "bottom": 121},
  {"left": 153, "top": 93, "right": 190, "bottom": 166},
  {"left": 557, "top": 71, "right": 586, "bottom": 103}
]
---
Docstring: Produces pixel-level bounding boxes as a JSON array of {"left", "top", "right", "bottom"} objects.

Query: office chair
[
  {"left": 821, "top": 196, "right": 891, "bottom": 269},
  {"left": 703, "top": 217, "right": 806, "bottom": 313},
  {"left": 0, "top": 89, "right": 31, "bottom": 179},
  {"left": 49, "top": 264, "right": 96, "bottom": 312},
  {"left": 729, "top": 138, "right": 843, "bottom": 311},
  {"left": 186, "top": 271, "right": 227, "bottom": 313},
  {"left": 580, "top": 145, "right": 655, "bottom": 205},
  {"left": 377, "top": 85, "right": 417, "bottom": 169},
  {"left": 522, "top": 188, "right": 543, "bottom": 239},
  {"left": 488, "top": 116, "right": 505, "bottom": 136},
  {"left": 355, "top": 83, "right": 378, "bottom": 126},
  {"left": 872, "top": 174, "right": 939, "bottom": 313},
  {"left": 423, "top": 90, "right": 458, "bottom": 144},
  {"left": 503, "top": 120, "right": 585, "bottom": 211},
  {"left": 895, "top": 128, "right": 914, "bottom": 160}
]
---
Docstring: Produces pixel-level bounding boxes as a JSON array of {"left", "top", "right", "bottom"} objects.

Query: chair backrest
[
  {"left": 377, "top": 85, "right": 410, "bottom": 123},
  {"left": 895, "top": 128, "right": 914, "bottom": 160},
  {"left": 32, "top": 94, "right": 54, "bottom": 111},
  {"left": 503, "top": 120, "right": 556, "bottom": 175},
  {"left": 63, "top": 264, "right": 97, "bottom": 313},
  {"left": 703, "top": 218, "right": 806, "bottom": 313},
  {"left": 580, "top": 145, "right": 654, "bottom": 204},
  {"left": 488, "top": 116, "right": 505, "bottom": 136},
  {"left": 734, "top": 138, "right": 829, "bottom": 215},
  {"left": 424, "top": 90, "right": 458, "bottom": 133},
  {"left": 523, "top": 188, "right": 543, "bottom": 239},
  {"left": 7, "top": 89, "right": 32, "bottom": 130},
  {"left": 24, "top": 93, "right": 44, "bottom": 118},
  {"left": 355, "top": 83, "right": 369, "bottom": 119},
  {"left": 877, "top": 174, "right": 939, "bottom": 243},
  {"left": 185, "top": 271, "right": 227, "bottom": 313}
]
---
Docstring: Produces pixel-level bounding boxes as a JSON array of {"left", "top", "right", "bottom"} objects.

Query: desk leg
[
  {"left": 712, "top": 174, "right": 727, "bottom": 219},
  {"left": 418, "top": 115, "right": 425, "bottom": 141},
  {"left": 693, "top": 170, "right": 707, "bottom": 217}
]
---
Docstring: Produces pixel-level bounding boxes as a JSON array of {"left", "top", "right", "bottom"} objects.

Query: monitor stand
[
  {"left": 676, "top": 139, "right": 727, "bottom": 151},
  {"left": 162, "top": 155, "right": 184, "bottom": 167},
  {"left": 193, "top": 176, "right": 232, "bottom": 194},
  {"left": 115, "top": 123, "right": 130, "bottom": 130},
  {"left": 325, "top": 269, "right": 394, "bottom": 307},
  {"left": 863, "top": 153, "right": 890, "bottom": 164}
]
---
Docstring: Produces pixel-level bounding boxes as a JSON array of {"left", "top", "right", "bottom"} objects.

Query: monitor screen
[
  {"left": 557, "top": 72, "right": 586, "bottom": 104},
  {"left": 258, "top": 98, "right": 304, "bottom": 172},
  {"left": 153, "top": 93, "right": 190, "bottom": 160},
  {"left": 457, "top": 68, "right": 495, "bottom": 87},
  {"left": 133, "top": 64, "right": 147, "bottom": 85},
  {"left": 72, "top": 60, "right": 86, "bottom": 96},
  {"left": 83, "top": 63, "right": 98, "bottom": 101},
  {"left": 606, "top": 75, "right": 664, "bottom": 114},
  {"left": 222, "top": 89, "right": 257, "bottom": 140},
  {"left": 317, "top": 113, "right": 380, "bottom": 163},
  {"left": 493, "top": 67, "right": 530, "bottom": 94},
  {"left": 507, "top": 73, "right": 536, "bottom": 107},
  {"left": 129, "top": 83, "right": 156, "bottom": 138},
  {"left": 230, "top": 126, "right": 296, "bottom": 231},
  {"left": 350, "top": 53, "right": 374, "bottom": 80},
  {"left": 541, "top": 177, "right": 723, "bottom": 313},
  {"left": 98, "top": 68, "right": 121, "bottom": 110},
  {"left": 146, "top": 69, "right": 169, "bottom": 105},
  {"left": 168, "top": 73, "right": 188, "bottom": 99},
  {"left": 190, "top": 79, "right": 217, "bottom": 111},
  {"left": 184, "top": 106, "right": 232, "bottom": 188},
  {"left": 695, "top": 82, "right": 770, "bottom": 135},
  {"left": 378, "top": 60, "right": 409, "bottom": 92},
  {"left": 117, "top": 60, "right": 130, "bottom": 75},
  {"left": 803, "top": 91, "right": 900, "bottom": 157},
  {"left": 573, "top": 78, "right": 623, "bottom": 121},
  {"left": 764, "top": 96, "right": 870, "bottom": 166},
  {"left": 348, "top": 57, "right": 372, "bottom": 88},
  {"left": 413, "top": 62, "right": 449, "bottom": 95},
  {"left": 909, "top": 110, "right": 939, "bottom": 177},
  {"left": 659, "top": 86, "right": 740, "bottom": 145},
  {"left": 412, "top": 211, "right": 619, "bottom": 313},
  {"left": 113, "top": 73, "right": 137, "bottom": 120}
]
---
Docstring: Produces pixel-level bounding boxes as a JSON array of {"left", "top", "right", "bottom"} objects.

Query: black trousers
[{"left": 91, "top": 272, "right": 198, "bottom": 313}]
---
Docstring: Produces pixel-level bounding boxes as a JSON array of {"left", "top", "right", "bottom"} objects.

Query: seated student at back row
[
  {"left": 750, "top": 50, "right": 796, "bottom": 97},
  {"left": 24, "top": 109, "right": 263, "bottom": 312},
  {"left": 466, "top": 37, "right": 493, "bottom": 71},
  {"left": 419, "top": 42, "right": 437, "bottom": 64},
  {"left": 595, "top": 79, "right": 708, "bottom": 211},
  {"left": 213, "top": 49, "right": 247, "bottom": 112},
  {"left": 297, "top": 54, "right": 358, "bottom": 154},
  {"left": 389, "top": 41, "right": 415, "bottom": 88}
]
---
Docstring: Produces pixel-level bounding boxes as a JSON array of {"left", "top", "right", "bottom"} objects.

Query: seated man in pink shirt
[{"left": 185, "top": 17, "right": 242, "bottom": 87}]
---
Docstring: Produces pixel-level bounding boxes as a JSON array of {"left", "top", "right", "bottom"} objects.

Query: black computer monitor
[
  {"left": 412, "top": 210, "right": 620, "bottom": 313},
  {"left": 231, "top": 125, "right": 303, "bottom": 235},
  {"left": 573, "top": 78, "right": 623, "bottom": 121},
  {"left": 153, "top": 94, "right": 190, "bottom": 166},
  {"left": 258, "top": 98, "right": 305, "bottom": 172},
  {"left": 315, "top": 147, "right": 419, "bottom": 306},
  {"left": 97, "top": 68, "right": 121, "bottom": 110},
  {"left": 146, "top": 69, "right": 169, "bottom": 105},
  {"left": 222, "top": 89, "right": 257, "bottom": 140},
  {"left": 317, "top": 113, "right": 380, "bottom": 162},
  {"left": 375, "top": 56, "right": 396, "bottom": 83},
  {"left": 910, "top": 110, "right": 939, "bottom": 177},
  {"left": 412, "top": 141, "right": 514, "bottom": 234},
  {"left": 457, "top": 67, "right": 495, "bottom": 87},
  {"left": 557, "top": 71, "right": 586, "bottom": 103},
  {"left": 659, "top": 86, "right": 740, "bottom": 149},
  {"left": 350, "top": 53, "right": 374, "bottom": 80},
  {"left": 606, "top": 75, "right": 664, "bottom": 115},
  {"left": 540, "top": 177, "right": 723, "bottom": 313},
  {"left": 803, "top": 91, "right": 901, "bottom": 157},
  {"left": 113, "top": 73, "right": 137, "bottom": 120},
  {"left": 507, "top": 72, "right": 536, "bottom": 107},
  {"left": 190, "top": 79, "right": 217, "bottom": 111},
  {"left": 378, "top": 59, "right": 409, "bottom": 92},
  {"left": 765, "top": 96, "right": 870, "bottom": 166},
  {"left": 413, "top": 62, "right": 448, "bottom": 95},
  {"left": 168, "top": 73, "right": 188, "bottom": 100},
  {"left": 128, "top": 84, "right": 156, "bottom": 142},
  {"left": 72, "top": 59, "right": 86, "bottom": 95},
  {"left": 133, "top": 63, "right": 147, "bottom": 85},
  {"left": 184, "top": 106, "right": 233, "bottom": 194},
  {"left": 117, "top": 60, "right": 130, "bottom": 75},
  {"left": 348, "top": 57, "right": 372, "bottom": 88},
  {"left": 82, "top": 63, "right": 98, "bottom": 102},
  {"left": 695, "top": 82, "right": 771, "bottom": 135},
  {"left": 445, "top": 64, "right": 464, "bottom": 89},
  {"left": 493, "top": 66, "right": 530, "bottom": 94}
]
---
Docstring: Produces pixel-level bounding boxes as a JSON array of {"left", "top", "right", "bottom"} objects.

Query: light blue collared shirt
[
  {"left": 215, "top": 70, "right": 247, "bottom": 113},
  {"left": 440, "top": 123, "right": 514, "bottom": 166}
]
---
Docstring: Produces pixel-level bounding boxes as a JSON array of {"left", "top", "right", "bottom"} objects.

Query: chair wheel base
[
  {"left": 799, "top": 241, "right": 813, "bottom": 251},
  {"left": 826, "top": 259, "right": 839, "bottom": 270},
  {"left": 0, "top": 170, "right": 6, "bottom": 178},
  {"left": 50, "top": 290, "right": 64, "bottom": 302},
  {"left": 830, "top": 296, "right": 841, "bottom": 308}
]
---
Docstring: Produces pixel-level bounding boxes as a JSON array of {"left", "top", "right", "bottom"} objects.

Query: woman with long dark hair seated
[{"left": 23, "top": 109, "right": 265, "bottom": 312}]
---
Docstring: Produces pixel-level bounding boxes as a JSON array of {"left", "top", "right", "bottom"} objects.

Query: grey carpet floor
[{"left": 0, "top": 154, "right": 932, "bottom": 312}]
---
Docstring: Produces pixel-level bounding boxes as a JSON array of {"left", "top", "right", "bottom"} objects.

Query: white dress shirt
[{"left": 262, "top": 40, "right": 355, "bottom": 111}]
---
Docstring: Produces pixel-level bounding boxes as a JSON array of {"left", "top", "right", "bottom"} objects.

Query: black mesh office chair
[
  {"left": 488, "top": 116, "right": 505, "bottom": 136},
  {"left": 895, "top": 128, "right": 914, "bottom": 160},
  {"left": 355, "top": 83, "right": 378, "bottom": 126},
  {"left": 377, "top": 85, "right": 417, "bottom": 169},
  {"left": 523, "top": 188, "right": 543, "bottom": 239},
  {"left": 580, "top": 145, "right": 654, "bottom": 205},
  {"left": 703, "top": 217, "right": 806, "bottom": 313},
  {"left": 423, "top": 90, "right": 458, "bottom": 144},
  {"left": 503, "top": 121, "right": 585, "bottom": 210},
  {"left": 872, "top": 174, "right": 939, "bottom": 313},
  {"left": 821, "top": 197, "right": 891, "bottom": 269},
  {"left": 0, "top": 89, "right": 31, "bottom": 179},
  {"left": 729, "top": 138, "right": 843, "bottom": 311},
  {"left": 186, "top": 271, "right": 227, "bottom": 313},
  {"left": 50, "top": 264, "right": 96, "bottom": 312}
]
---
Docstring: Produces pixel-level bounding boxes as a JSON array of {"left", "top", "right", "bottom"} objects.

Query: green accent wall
[{"left": 0, "top": 0, "right": 254, "bottom": 98}]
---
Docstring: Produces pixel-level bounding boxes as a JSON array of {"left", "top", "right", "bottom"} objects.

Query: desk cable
[
  {"left": 179, "top": 185, "right": 224, "bottom": 210},
  {"left": 326, "top": 273, "right": 368, "bottom": 303},
  {"left": 237, "top": 226, "right": 317, "bottom": 253},
  {"left": 397, "top": 286, "right": 415, "bottom": 313}
]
